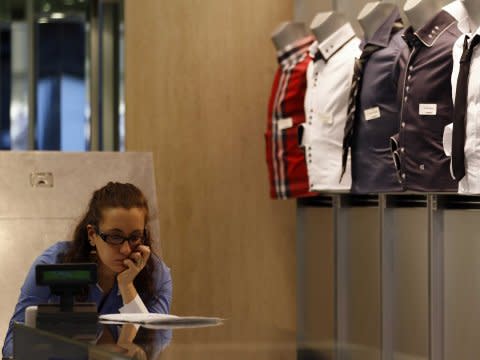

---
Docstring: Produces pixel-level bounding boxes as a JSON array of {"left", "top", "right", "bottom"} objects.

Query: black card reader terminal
[{"left": 35, "top": 263, "right": 98, "bottom": 339}]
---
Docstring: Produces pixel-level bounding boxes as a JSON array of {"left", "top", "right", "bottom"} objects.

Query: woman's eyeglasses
[{"left": 95, "top": 227, "right": 146, "bottom": 246}]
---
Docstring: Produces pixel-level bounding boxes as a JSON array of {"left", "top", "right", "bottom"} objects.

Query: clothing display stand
[{"left": 297, "top": 193, "right": 480, "bottom": 360}]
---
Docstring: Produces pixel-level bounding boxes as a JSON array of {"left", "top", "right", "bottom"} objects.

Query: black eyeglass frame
[{"left": 94, "top": 227, "right": 147, "bottom": 246}]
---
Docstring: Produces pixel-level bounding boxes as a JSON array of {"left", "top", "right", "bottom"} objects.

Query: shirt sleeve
[
  {"left": 119, "top": 257, "right": 172, "bottom": 315},
  {"left": 119, "top": 294, "right": 148, "bottom": 313},
  {"left": 2, "top": 242, "right": 65, "bottom": 358},
  {"left": 146, "top": 257, "right": 172, "bottom": 314},
  {"left": 116, "top": 258, "right": 172, "bottom": 339},
  {"left": 118, "top": 295, "right": 148, "bottom": 331}
]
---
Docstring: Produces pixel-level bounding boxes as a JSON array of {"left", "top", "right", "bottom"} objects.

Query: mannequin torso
[
  {"left": 464, "top": 0, "right": 480, "bottom": 29},
  {"left": 271, "top": 22, "right": 309, "bottom": 51},
  {"left": 358, "top": 2, "right": 397, "bottom": 40},
  {"left": 310, "top": 11, "right": 347, "bottom": 44},
  {"left": 403, "top": 0, "right": 442, "bottom": 30}
]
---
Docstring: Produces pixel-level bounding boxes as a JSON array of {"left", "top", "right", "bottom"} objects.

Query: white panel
[
  {"left": 0, "top": 151, "right": 158, "bottom": 221},
  {"left": 0, "top": 151, "right": 159, "bottom": 345}
]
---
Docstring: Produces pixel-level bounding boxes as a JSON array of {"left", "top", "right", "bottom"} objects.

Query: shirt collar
[
  {"left": 459, "top": 16, "right": 480, "bottom": 37},
  {"left": 463, "top": 29, "right": 480, "bottom": 49},
  {"left": 276, "top": 35, "right": 315, "bottom": 65},
  {"left": 311, "top": 23, "right": 356, "bottom": 61},
  {"left": 405, "top": 10, "right": 456, "bottom": 48},
  {"left": 362, "top": 7, "right": 403, "bottom": 48},
  {"left": 94, "top": 281, "right": 121, "bottom": 296}
]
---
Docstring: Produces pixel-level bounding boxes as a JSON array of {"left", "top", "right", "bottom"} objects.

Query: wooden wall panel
[
  {"left": 125, "top": 0, "right": 296, "bottom": 345},
  {"left": 294, "top": 0, "right": 333, "bottom": 25}
]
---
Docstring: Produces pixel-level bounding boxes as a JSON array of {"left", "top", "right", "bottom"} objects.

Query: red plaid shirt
[{"left": 265, "top": 36, "right": 316, "bottom": 199}]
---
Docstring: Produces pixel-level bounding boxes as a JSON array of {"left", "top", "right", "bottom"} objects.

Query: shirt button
[
  {"left": 401, "top": 122, "right": 406, "bottom": 128},
  {"left": 400, "top": 147, "right": 405, "bottom": 153},
  {"left": 406, "top": 86, "right": 410, "bottom": 92},
  {"left": 409, "top": 66, "right": 413, "bottom": 71},
  {"left": 404, "top": 96, "right": 408, "bottom": 102},
  {"left": 401, "top": 173, "right": 406, "bottom": 179},
  {"left": 419, "top": 164, "right": 425, "bottom": 170},
  {"left": 408, "top": 75, "right": 412, "bottom": 81}
]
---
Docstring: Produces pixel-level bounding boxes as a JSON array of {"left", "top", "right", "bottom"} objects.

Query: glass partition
[{"left": 0, "top": 0, "right": 124, "bottom": 151}]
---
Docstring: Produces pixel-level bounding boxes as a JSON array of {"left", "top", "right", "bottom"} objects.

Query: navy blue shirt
[
  {"left": 351, "top": 8, "right": 406, "bottom": 193},
  {"left": 2, "top": 241, "right": 172, "bottom": 357},
  {"left": 391, "top": 9, "right": 462, "bottom": 192}
]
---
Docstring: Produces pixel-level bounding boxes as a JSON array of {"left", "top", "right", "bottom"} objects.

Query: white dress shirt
[
  {"left": 444, "top": 25, "right": 480, "bottom": 194},
  {"left": 301, "top": 23, "right": 361, "bottom": 191}
]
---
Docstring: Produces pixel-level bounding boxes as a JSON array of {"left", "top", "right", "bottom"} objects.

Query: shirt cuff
[
  {"left": 443, "top": 123, "right": 452, "bottom": 157},
  {"left": 119, "top": 294, "right": 149, "bottom": 314},
  {"left": 442, "top": 123, "right": 455, "bottom": 179}
]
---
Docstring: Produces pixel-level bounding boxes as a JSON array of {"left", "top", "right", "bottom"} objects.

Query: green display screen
[{"left": 42, "top": 270, "right": 93, "bottom": 282}]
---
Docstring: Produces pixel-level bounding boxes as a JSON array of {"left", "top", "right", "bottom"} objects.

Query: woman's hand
[
  {"left": 97, "top": 324, "right": 147, "bottom": 360},
  {"left": 117, "top": 324, "right": 146, "bottom": 360},
  {"left": 118, "top": 323, "right": 139, "bottom": 343},
  {"left": 117, "top": 342, "right": 147, "bottom": 360},
  {"left": 117, "top": 245, "right": 150, "bottom": 303}
]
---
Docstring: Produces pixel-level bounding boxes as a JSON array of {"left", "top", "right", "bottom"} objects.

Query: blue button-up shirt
[
  {"left": 390, "top": 4, "right": 466, "bottom": 192},
  {"left": 2, "top": 241, "right": 172, "bottom": 357},
  {"left": 351, "top": 8, "right": 406, "bottom": 193}
]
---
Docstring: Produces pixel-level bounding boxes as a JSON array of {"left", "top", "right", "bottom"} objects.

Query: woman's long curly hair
[{"left": 61, "top": 182, "right": 158, "bottom": 304}]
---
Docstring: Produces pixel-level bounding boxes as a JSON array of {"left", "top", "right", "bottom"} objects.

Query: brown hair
[{"left": 61, "top": 182, "right": 158, "bottom": 304}]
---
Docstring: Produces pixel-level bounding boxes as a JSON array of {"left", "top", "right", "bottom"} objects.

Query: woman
[{"left": 2, "top": 182, "right": 172, "bottom": 357}]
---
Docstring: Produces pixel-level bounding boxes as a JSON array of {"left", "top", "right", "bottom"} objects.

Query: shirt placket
[
  {"left": 399, "top": 46, "right": 418, "bottom": 189},
  {"left": 278, "top": 58, "right": 296, "bottom": 198},
  {"left": 470, "top": 48, "right": 480, "bottom": 159},
  {"left": 306, "top": 62, "right": 320, "bottom": 191}
]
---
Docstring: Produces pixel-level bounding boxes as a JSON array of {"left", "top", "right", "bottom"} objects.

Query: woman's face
[{"left": 87, "top": 207, "right": 146, "bottom": 274}]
